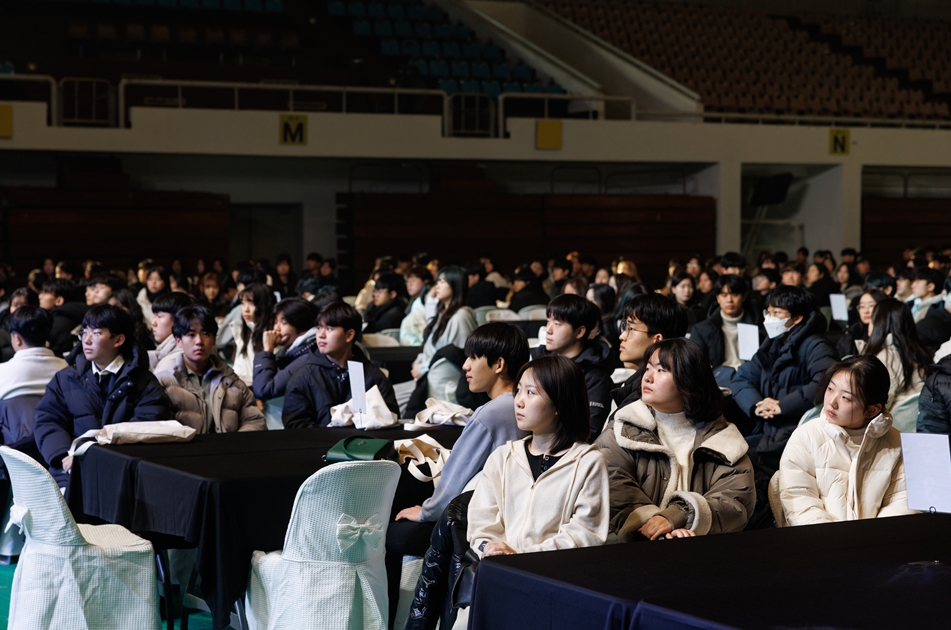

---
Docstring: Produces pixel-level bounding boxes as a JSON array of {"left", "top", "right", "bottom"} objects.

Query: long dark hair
[
  {"left": 423, "top": 265, "right": 468, "bottom": 343},
  {"left": 587, "top": 283, "right": 616, "bottom": 315},
  {"left": 814, "top": 355, "right": 890, "bottom": 413},
  {"left": 643, "top": 338, "right": 723, "bottom": 426},
  {"left": 863, "top": 298, "right": 932, "bottom": 392},
  {"left": 237, "top": 283, "right": 275, "bottom": 355},
  {"left": 515, "top": 355, "right": 590, "bottom": 452}
]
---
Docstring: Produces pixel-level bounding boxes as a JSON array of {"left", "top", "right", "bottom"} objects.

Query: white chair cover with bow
[
  {"left": 0, "top": 446, "right": 161, "bottom": 630},
  {"left": 245, "top": 460, "right": 401, "bottom": 630}
]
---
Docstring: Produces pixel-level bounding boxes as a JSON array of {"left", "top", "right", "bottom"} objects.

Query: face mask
[{"left": 763, "top": 314, "right": 790, "bottom": 339}]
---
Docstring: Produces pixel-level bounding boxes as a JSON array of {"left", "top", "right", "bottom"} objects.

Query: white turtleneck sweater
[
  {"left": 653, "top": 408, "right": 697, "bottom": 490},
  {"left": 721, "top": 311, "right": 744, "bottom": 370}
]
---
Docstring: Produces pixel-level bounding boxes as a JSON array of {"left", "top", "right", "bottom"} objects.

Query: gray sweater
[{"left": 419, "top": 392, "right": 528, "bottom": 522}]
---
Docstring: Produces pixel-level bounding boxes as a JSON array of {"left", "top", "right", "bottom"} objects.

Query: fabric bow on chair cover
[{"left": 336, "top": 513, "right": 384, "bottom": 553}]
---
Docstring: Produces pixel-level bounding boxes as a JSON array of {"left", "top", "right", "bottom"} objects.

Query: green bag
[{"left": 324, "top": 436, "right": 397, "bottom": 464}]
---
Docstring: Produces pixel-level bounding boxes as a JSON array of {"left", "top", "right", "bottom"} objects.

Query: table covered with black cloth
[
  {"left": 469, "top": 513, "right": 951, "bottom": 630},
  {"left": 65, "top": 426, "right": 462, "bottom": 630}
]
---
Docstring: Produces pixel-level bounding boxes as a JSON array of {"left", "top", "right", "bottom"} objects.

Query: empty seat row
[
  {"left": 332, "top": 2, "right": 443, "bottom": 21},
  {"left": 408, "top": 58, "right": 533, "bottom": 80},
  {"left": 380, "top": 38, "right": 502, "bottom": 59},
  {"left": 50, "top": 0, "right": 283, "bottom": 9},
  {"left": 67, "top": 22, "right": 299, "bottom": 48},
  {"left": 353, "top": 19, "right": 473, "bottom": 40},
  {"left": 437, "top": 78, "right": 562, "bottom": 97}
]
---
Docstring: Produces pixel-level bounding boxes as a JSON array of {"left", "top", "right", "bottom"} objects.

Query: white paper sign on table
[
  {"left": 348, "top": 361, "right": 367, "bottom": 415},
  {"left": 737, "top": 323, "right": 760, "bottom": 362},
  {"left": 901, "top": 433, "right": 951, "bottom": 513},
  {"left": 830, "top": 293, "right": 849, "bottom": 322}
]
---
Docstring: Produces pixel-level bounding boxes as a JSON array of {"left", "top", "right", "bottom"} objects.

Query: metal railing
[
  {"left": 447, "top": 93, "right": 496, "bottom": 137},
  {"left": 118, "top": 78, "right": 448, "bottom": 128},
  {"left": 0, "top": 74, "right": 59, "bottom": 125},
  {"left": 498, "top": 93, "right": 637, "bottom": 135},
  {"left": 60, "top": 78, "right": 115, "bottom": 126},
  {"left": 636, "top": 110, "right": 951, "bottom": 129}
]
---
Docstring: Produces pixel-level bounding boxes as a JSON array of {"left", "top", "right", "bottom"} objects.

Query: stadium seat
[
  {"left": 471, "top": 61, "right": 490, "bottom": 78},
  {"left": 421, "top": 40, "right": 440, "bottom": 57},
  {"left": 328, "top": 1, "right": 345, "bottom": 16},
  {"left": 434, "top": 23, "right": 452, "bottom": 39},
  {"left": 401, "top": 38, "right": 420, "bottom": 56},
  {"left": 482, "top": 80, "right": 501, "bottom": 98},
  {"left": 442, "top": 41, "right": 460, "bottom": 58},
  {"left": 450, "top": 60, "right": 469, "bottom": 78},
  {"left": 462, "top": 42, "right": 481, "bottom": 59},
  {"left": 429, "top": 58, "right": 448, "bottom": 77},
  {"left": 438, "top": 78, "right": 459, "bottom": 94},
  {"left": 380, "top": 38, "right": 399, "bottom": 55},
  {"left": 368, "top": 3, "right": 386, "bottom": 19},
  {"left": 352, "top": 20, "right": 371, "bottom": 35},
  {"left": 374, "top": 20, "right": 393, "bottom": 37},
  {"left": 414, "top": 22, "right": 432, "bottom": 38},
  {"left": 492, "top": 62, "right": 510, "bottom": 80},
  {"left": 347, "top": 2, "right": 366, "bottom": 18},
  {"left": 394, "top": 21, "right": 412, "bottom": 38},
  {"left": 460, "top": 79, "right": 479, "bottom": 93},
  {"left": 387, "top": 4, "right": 404, "bottom": 20}
]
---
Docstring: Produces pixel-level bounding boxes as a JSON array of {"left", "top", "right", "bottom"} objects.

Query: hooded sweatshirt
[{"left": 532, "top": 340, "right": 614, "bottom": 441}]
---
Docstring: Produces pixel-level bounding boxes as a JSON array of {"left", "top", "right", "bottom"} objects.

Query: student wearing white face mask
[{"left": 732, "top": 286, "right": 839, "bottom": 479}]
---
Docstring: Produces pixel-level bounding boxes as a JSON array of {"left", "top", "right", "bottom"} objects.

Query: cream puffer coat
[
  {"left": 468, "top": 438, "right": 609, "bottom": 556},
  {"left": 778, "top": 411, "right": 914, "bottom": 525},
  {"left": 155, "top": 353, "right": 266, "bottom": 434}
]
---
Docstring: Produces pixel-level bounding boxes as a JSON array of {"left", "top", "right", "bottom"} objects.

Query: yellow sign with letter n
[{"left": 829, "top": 128, "right": 850, "bottom": 155}]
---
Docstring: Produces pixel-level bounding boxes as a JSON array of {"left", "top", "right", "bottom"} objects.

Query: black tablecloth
[
  {"left": 469, "top": 513, "right": 951, "bottom": 630},
  {"left": 66, "top": 426, "right": 462, "bottom": 630}
]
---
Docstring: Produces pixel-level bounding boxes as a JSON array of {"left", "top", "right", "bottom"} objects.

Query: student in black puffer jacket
[
  {"left": 917, "top": 355, "right": 951, "bottom": 434},
  {"left": 252, "top": 298, "right": 319, "bottom": 401}
]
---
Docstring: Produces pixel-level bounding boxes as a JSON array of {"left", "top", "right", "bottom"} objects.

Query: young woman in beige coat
[
  {"left": 777, "top": 355, "right": 914, "bottom": 525},
  {"left": 468, "top": 355, "right": 609, "bottom": 558}
]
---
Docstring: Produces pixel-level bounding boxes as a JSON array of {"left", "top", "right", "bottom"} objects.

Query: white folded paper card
[
  {"left": 737, "top": 323, "right": 760, "bottom": 362},
  {"left": 348, "top": 360, "right": 367, "bottom": 415},
  {"left": 901, "top": 433, "right": 951, "bottom": 513},
  {"left": 830, "top": 293, "right": 849, "bottom": 322}
]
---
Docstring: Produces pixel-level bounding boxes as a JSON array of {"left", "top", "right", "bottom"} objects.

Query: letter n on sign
[
  {"left": 280, "top": 114, "right": 308, "bottom": 146},
  {"left": 829, "top": 128, "right": 849, "bottom": 155}
]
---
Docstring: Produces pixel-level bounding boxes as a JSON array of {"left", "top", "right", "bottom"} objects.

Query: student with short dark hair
[
  {"left": 509, "top": 266, "right": 549, "bottom": 313},
  {"left": 464, "top": 263, "right": 497, "bottom": 309},
  {"left": 547, "top": 258, "right": 573, "bottom": 299},
  {"left": 689, "top": 274, "right": 763, "bottom": 386},
  {"left": 84, "top": 274, "right": 124, "bottom": 307},
  {"left": 362, "top": 272, "right": 407, "bottom": 334},
  {"left": 282, "top": 302, "right": 398, "bottom": 428},
  {"left": 532, "top": 294, "right": 613, "bottom": 441},
  {"left": 597, "top": 339, "right": 754, "bottom": 540},
  {"left": 910, "top": 267, "right": 945, "bottom": 323},
  {"left": 155, "top": 306, "right": 265, "bottom": 434},
  {"left": 33, "top": 304, "right": 170, "bottom": 484},
  {"left": 149, "top": 292, "right": 196, "bottom": 372},
  {"left": 0, "top": 307, "right": 68, "bottom": 448},
  {"left": 136, "top": 265, "right": 171, "bottom": 322},
  {"left": 39, "top": 278, "right": 88, "bottom": 357},
  {"left": 252, "top": 298, "right": 319, "bottom": 403},
  {"left": 732, "top": 286, "right": 839, "bottom": 475}
]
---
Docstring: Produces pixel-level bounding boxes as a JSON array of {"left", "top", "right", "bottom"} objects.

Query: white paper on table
[
  {"left": 830, "top": 293, "right": 849, "bottom": 322},
  {"left": 737, "top": 323, "right": 760, "bottom": 362},
  {"left": 901, "top": 433, "right": 951, "bottom": 513},
  {"left": 348, "top": 361, "right": 367, "bottom": 415}
]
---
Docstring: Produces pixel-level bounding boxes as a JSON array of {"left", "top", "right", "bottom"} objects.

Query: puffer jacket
[
  {"left": 917, "top": 355, "right": 951, "bottom": 434},
  {"left": 155, "top": 353, "right": 265, "bottom": 434},
  {"left": 732, "top": 310, "right": 839, "bottom": 426},
  {"left": 281, "top": 345, "right": 398, "bottom": 428},
  {"left": 916, "top": 301, "right": 951, "bottom": 356},
  {"left": 532, "top": 340, "right": 614, "bottom": 441},
  {"left": 33, "top": 343, "right": 171, "bottom": 483},
  {"left": 48, "top": 301, "right": 88, "bottom": 357},
  {"left": 778, "top": 412, "right": 913, "bottom": 525},
  {"left": 251, "top": 327, "right": 317, "bottom": 400},
  {"left": 595, "top": 399, "right": 755, "bottom": 539}
]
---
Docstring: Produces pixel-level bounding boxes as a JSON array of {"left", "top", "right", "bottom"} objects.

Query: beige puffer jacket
[
  {"left": 156, "top": 353, "right": 266, "bottom": 434},
  {"left": 778, "top": 411, "right": 913, "bottom": 525}
]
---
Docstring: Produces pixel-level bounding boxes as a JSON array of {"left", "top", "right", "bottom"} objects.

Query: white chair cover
[
  {"left": 485, "top": 310, "right": 519, "bottom": 322},
  {"left": 518, "top": 306, "right": 548, "bottom": 321},
  {"left": 246, "top": 460, "right": 401, "bottom": 630},
  {"left": 362, "top": 333, "right": 401, "bottom": 347},
  {"left": 473, "top": 306, "right": 496, "bottom": 325},
  {"left": 0, "top": 446, "right": 161, "bottom": 630},
  {"left": 797, "top": 405, "right": 822, "bottom": 427},
  {"left": 378, "top": 328, "right": 402, "bottom": 342}
]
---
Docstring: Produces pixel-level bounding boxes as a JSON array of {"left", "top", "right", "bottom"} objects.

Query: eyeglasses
[
  {"left": 78, "top": 329, "right": 109, "bottom": 342},
  {"left": 622, "top": 321, "right": 649, "bottom": 336}
]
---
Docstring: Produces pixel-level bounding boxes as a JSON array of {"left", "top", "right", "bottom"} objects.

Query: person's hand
[
  {"left": 482, "top": 541, "right": 517, "bottom": 557},
  {"left": 665, "top": 528, "right": 696, "bottom": 539},
  {"left": 62, "top": 455, "right": 74, "bottom": 474},
  {"left": 262, "top": 329, "right": 282, "bottom": 353},
  {"left": 411, "top": 363, "right": 421, "bottom": 380},
  {"left": 755, "top": 398, "right": 782, "bottom": 419},
  {"left": 395, "top": 506, "right": 423, "bottom": 522},
  {"left": 638, "top": 515, "right": 674, "bottom": 541}
]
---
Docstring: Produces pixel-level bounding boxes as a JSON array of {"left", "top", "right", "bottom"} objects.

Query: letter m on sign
[{"left": 280, "top": 114, "right": 308, "bottom": 145}]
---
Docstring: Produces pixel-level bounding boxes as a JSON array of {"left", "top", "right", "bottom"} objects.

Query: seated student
[
  {"left": 84, "top": 274, "right": 124, "bottom": 307},
  {"left": 230, "top": 283, "right": 274, "bottom": 387},
  {"left": 596, "top": 339, "right": 755, "bottom": 539},
  {"left": 732, "top": 286, "right": 839, "bottom": 476},
  {"left": 196, "top": 272, "right": 225, "bottom": 318},
  {"left": 410, "top": 266, "right": 478, "bottom": 404},
  {"left": 33, "top": 304, "right": 170, "bottom": 484},
  {"left": 136, "top": 264, "right": 171, "bottom": 323},
  {"left": 149, "top": 292, "right": 196, "bottom": 372},
  {"left": 362, "top": 272, "right": 407, "bottom": 334},
  {"left": 778, "top": 355, "right": 913, "bottom": 525},
  {"left": 508, "top": 266, "right": 549, "bottom": 313},
  {"left": 155, "top": 306, "right": 265, "bottom": 434},
  {"left": 465, "top": 263, "right": 497, "bottom": 309},
  {"left": 468, "top": 355, "right": 609, "bottom": 556},
  {"left": 918, "top": 278, "right": 951, "bottom": 356},
  {"left": 546, "top": 258, "right": 572, "bottom": 299},
  {"left": 689, "top": 274, "right": 762, "bottom": 386},
  {"left": 252, "top": 298, "right": 319, "bottom": 401},
  {"left": 215, "top": 265, "right": 267, "bottom": 349},
  {"left": 805, "top": 262, "right": 838, "bottom": 308},
  {"left": 910, "top": 267, "right": 944, "bottom": 323},
  {"left": 108, "top": 288, "right": 155, "bottom": 352},
  {"left": 531, "top": 295, "right": 613, "bottom": 442},
  {"left": 282, "top": 302, "right": 398, "bottom": 428},
  {"left": 0, "top": 287, "right": 37, "bottom": 333},
  {"left": 392, "top": 323, "right": 529, "bottom": 627},
  {"left": 858, "top": 298, "right": 930, "bottom": 412},
  {"left": 399, "top": 266, "right": 434, "bottom": 347},
  {"left": 0, "top": 307, "right": 68, "bottom": 445},
  {"left": 836, "top": 289, "right": 886, "bottom": 357},
  {"left": 894, "top": 267, "right": 915, "bottom": 302},
  {"left": 39, "top": 279, "right": 88, "bottom": 357},
  {"left": 586, "top": 283, "right": 619, "bottom": 351},
  {"left": 780, "top": 262, "right": 804, "bottom": 287}
]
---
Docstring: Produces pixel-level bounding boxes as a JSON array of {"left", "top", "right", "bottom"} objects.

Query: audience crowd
[{"left": 0, "top": 242, "right": 949, "bottom": 628}]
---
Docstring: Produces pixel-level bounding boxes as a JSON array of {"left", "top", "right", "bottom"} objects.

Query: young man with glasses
[{"left": 33, "top": 304, "right": 170, "bottom": 486}]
